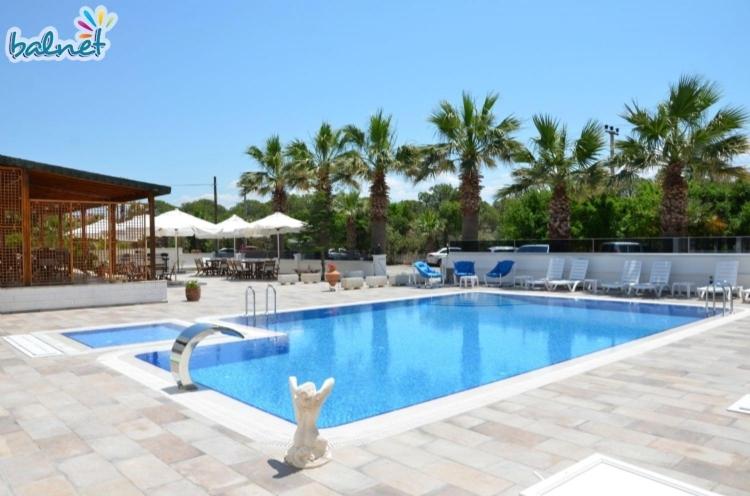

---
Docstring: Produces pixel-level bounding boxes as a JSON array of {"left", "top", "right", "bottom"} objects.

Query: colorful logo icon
[{"left": 6, "top": 5, "right": 118, "bottom": 63}]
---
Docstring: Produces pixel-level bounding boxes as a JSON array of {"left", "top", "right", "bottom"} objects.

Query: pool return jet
[{"left": 170, "top": 323, "right": 245, "bottom": 390}]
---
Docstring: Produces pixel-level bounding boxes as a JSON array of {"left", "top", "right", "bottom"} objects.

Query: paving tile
[
  {"left": 36, "top": 433, "right": 91, "bottom": 460},
  {"left": 15, "top": 475, "right": 77, "bottom": 496},
  {"left": 150, "top": 479, "right": 209, "bottom": 496},
  {"left": 302, "top": 460, "right": 377, "bottom": 494},
  {"left": 421, "top": 422, "right": 492, "bottom": 447},
  {"left": 220, "top": 483, "right": 275, "bottom": 496},
  {"left": 420, "top": 459, "right": 513, "bottom": 496},
  {"left": 118, "top": 417, "right": 164, "bottom": 440},
  {"left": 165, "top": 419, "right": 219, "bottom": 442},
  {"left": 78, "top": 477, "right": 144, "bottom": 496},
  {"left": 423, "top": 438, "right": 502, "bottom": 469},
  {"left": 192, "top": 435, "right": 259, "bottom": 465},
  {"left": 332, "top": 445, "right": 378, "bottom": 469},
  {"left": 57, "top": 452, "right": 121, "bottom": 488},
  {"left": 139, "top": 432, "right": 202, "bottom": 464},
  {"left": 17, "top": 416, "right": 70, "bottom": 440},
  {"left": 0, "top": 451, "right": 56, "bottom": 487},
  {"left": 89, "top": 434, "right": 147, "bottom": 461},
  {"left": 231, "top": 457, "right": 311, "bottom": 494},
  {"left": 277, "top": 482, "right": 341, "bottom": 496},
  {"left": 116, "top": 453, "right": 183, "bottom": 490},
  {"left": 360, "top": 458, "right": 445, "bottom": 495},
  {"left": 174, "top": 454, "right": 247, "bottom": 492}
]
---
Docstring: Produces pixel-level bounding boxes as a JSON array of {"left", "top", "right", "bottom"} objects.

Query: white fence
[{"left": 444, "top": 252, "right": 750, "bottom": 289}]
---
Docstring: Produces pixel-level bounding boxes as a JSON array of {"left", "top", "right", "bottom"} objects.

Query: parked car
[
  {"left": 215, "top": 248, "right": 235, "bottom": 258},
  {"left": 516, "top": 244, "right": 550, "bottom": 253},
  {"left": 327, "top": 248, "right": 363, "bottom": 260},
  {"left": 426, "top": 246, "right": 462, "bottom": 266},
  {"left": 600, "top": 241, "right": 643, "bottom": 253},
  {"left": 488, "top": 246, "right": 515, "bottom": 253}
]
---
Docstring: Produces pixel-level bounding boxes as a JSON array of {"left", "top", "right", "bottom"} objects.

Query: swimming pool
[
  {"left": 137, "top": 293, "right": 712, "bottom": 428},
  {"left": 64, "top": 322, "right": 186, "bottom": 348}
]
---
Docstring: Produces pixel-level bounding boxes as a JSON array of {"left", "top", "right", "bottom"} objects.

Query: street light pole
[{"left": 604, "top": 124, "right": 619, "bottom": 175}]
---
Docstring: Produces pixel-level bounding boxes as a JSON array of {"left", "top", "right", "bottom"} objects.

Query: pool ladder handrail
[
  {"left": 245, "top": 286, "right": 256, "bottom": 326},
  {"left": 704, "top": 279, "right": 733, "bottom": 316},
  {"left": 266, "top": 284, "right": 277, "bottom": 322}
]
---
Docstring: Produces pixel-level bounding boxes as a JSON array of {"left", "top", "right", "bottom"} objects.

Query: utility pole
[
  {"left": 604, "top": 124, "right": 619, "bottom": 175},
  {"left": 213, "top": 176, "right": 218, "bottom": 253}
]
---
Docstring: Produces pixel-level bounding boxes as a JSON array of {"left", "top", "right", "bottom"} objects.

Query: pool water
[
  {"left": 137, "top": 293, "right": 711, "bottom": 427},
  {"left": 64, "top": 322, "right": 185, "bottom": 348}
]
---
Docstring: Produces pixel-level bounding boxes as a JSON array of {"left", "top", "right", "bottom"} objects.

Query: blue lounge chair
[
  {"left": 413, "top": 261, "right": 443, "bottom": 287},
  {"left": 452, "top": 261, "right": 476, "bottom": 285},
  {"left": 484, "top": 260, "right": 514, "bottom": 287}
]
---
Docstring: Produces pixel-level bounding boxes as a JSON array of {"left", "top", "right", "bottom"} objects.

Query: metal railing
[
  {"left": 447, "top": 236, "right": 750, "bottom": 254},
  {"left": 704, "top": 280, "right": 734, "bottom": 316},
  {"left": 245, "top": 286, "right": 256, "bottom": 327},
  {"left": 265, "top": 284, "right": 277, "bottom": 323}
]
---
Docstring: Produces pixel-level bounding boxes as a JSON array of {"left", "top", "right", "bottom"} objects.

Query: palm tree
[
  {"left": 414, "top": 92, "right": 521, "bottom": 242},
  {"left": 239, "top": 135, "right": 305, "bottom": 213},
  {"left": 335, "top": 190, "right": 363, "bottom": 251},
  {"left": 416, "top": 209, "right": 446, "bottom": 252},
  {"left": 618, "top": 75, "right": 748, "bottom": 235},
  {"left": 343, "top": 110, "right": 415, "bottom": 252},
  {"left": 500, "top": 115, "right": 605, "bottom": 239},
  {"left": 286, "top": 123, "right": 357, "bottom": 269}
]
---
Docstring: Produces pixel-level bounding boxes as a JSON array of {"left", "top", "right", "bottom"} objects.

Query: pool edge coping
[{"left": 96, "top": 289, "right": 746, "bottom": 447}]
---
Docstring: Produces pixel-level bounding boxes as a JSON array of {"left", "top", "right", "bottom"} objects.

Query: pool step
[{"left": 3, "top": 335, "right": 65, "bottom": 357}]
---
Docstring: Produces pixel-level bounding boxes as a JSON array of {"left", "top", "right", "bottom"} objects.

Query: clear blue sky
[{"left": 2, "top": 1, "right": 749, "bottom": 207}]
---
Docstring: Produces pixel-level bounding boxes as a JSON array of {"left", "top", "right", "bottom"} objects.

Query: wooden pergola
[{"left": 0, "top": 155, "right": 171, "bottom": 287}]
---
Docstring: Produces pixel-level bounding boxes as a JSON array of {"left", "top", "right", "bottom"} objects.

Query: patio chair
[
  {"left": 696, "top": 260, "right": 741, "bottom": 299},
  {"left": 413, "top": 261, "right": 443, "bottom": 287},
  {"left": 547, "top": 258, "right": 589, "bottom": 292},
  {"left": 629, "top": 261, "right": 671, "bottom": 297},
  {"left": 452, "top": 261, "right": 476, "bottom": 285},
  {"left": 527, "top": 257, "right": 566, "bottom": 289},
  {"left": 484, "top": 260, "right": 514, "bottom": 287},
  {"left": 601, "top": 260, "right": 642, "bottom": 293}
]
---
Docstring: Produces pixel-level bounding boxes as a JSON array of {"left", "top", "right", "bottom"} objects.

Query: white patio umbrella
[
  {"left": 153, "top": 209, "right": 218, "bottom": 272},
  {"left": 213, "top": 214, "right": 257, "bottom": 253},
  {"left": 246, "top": 212, "right": 305, "bottom": 259}
]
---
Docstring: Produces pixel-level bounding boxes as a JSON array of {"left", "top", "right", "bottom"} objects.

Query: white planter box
[
  {"left": 0, "top": 281, "right": 168, "bottom": 313},
  {"left": 300, "top": 273, "right": 321, "bottom": 284},
  {"left": 277, "top": 274, "right": 298, "bottom": 285},
  {"left": 366, "top": 275, "right": 388, "bottom": 288}
]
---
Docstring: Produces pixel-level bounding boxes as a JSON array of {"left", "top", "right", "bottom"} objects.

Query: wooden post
[
  {"left": 148, "top": 194, "right": 156, "bottom": 280},
  {"left": 108, "top": 204, "right": 116, "bottom": 279},
  {"left": 20, "top": 171, "right": 31, "bottom": 286}
]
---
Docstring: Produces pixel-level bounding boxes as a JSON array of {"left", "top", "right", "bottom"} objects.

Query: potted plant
[
  {"left": 185, "top": 279, "right": 201, "bottom": 302},
  {"left": 324, "top": 263, "right": 340, "bottom": 289}
]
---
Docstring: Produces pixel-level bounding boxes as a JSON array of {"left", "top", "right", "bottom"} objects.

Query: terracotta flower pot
[
  {"left": 185, "top": 286, "right": 201, "bottom": 302},
  {"left": 324, "top": 264, "right": 340, "bottom": 288}
]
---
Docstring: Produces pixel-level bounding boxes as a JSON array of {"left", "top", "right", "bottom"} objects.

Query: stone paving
[{"left": 1, "top": 277, "right": 749, "bottom": 495}]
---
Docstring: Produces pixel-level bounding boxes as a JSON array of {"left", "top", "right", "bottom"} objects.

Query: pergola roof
[{"left": 0, "top": 154, "right": 171, "bottom": 202}]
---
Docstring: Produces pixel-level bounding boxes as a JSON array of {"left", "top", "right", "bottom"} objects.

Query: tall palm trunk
[
  {"left": 548, "top": 182, "right": 571, "bottom": 239},
  {"left": 660, "top": 161, "right": 688, "bottom": 236},
  {"left": 346, "top": 217, "right": 357, "bottom": 251},
  {"left": 317, "top": 170, "right": 333, "bottom": 276},
  {"left": 369, "top": 167, "right": 388, "bottom": 253},
  {"left": 459, "top": 166, "right": 481, "bottom": 242},
  {"left": 272, "top": 188, "right": 287, "bottom": 258}
]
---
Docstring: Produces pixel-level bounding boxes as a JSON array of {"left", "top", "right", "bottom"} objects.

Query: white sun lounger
[
  {"left": 629, "top": 260, "right": 671, "bottom": 297},
  {"left": 527, "top": 257, "right": 566, "bottom": 290},
  {"left": 696, "top": 260, "right": 741, "bottom": 299},
  {"left": 546, "top": 258, "right": 589, "bottom": 292},
  {"left": 521, "top": 453, "right": 721, "bottom": 495},
  {"left": 601, "top": 260, "right": 641, "bottom": 293}
]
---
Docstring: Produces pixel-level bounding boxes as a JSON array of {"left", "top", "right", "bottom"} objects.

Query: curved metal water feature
[{"left": 170, "top": 323, "right": 244, "bottom": 390}]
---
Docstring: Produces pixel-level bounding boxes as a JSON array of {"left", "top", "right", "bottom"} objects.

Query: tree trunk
[
  {"left": 660, "top": 161, "right": 688, "bottom": 236},
  {"left": 316, "top": 170, "right": 333, "bottom": 280},
  {"left": 272, "top": 188, "right": 287, "bottom": 258},
  {"left": 459, "top": 166, "right": 481, "bottom": 242},
  {"left": 548, "top": 182, "right": 571, "bottom": 239},
  {"left": 370, "top": 167, "right": 389, "bottom": 253},
  {"left": 346, "top": 217, "right": 357, "bottom": 251}
]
